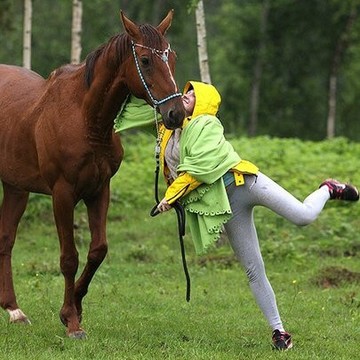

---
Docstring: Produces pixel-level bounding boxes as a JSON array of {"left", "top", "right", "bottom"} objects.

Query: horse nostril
[
  {"left": 167, "top": 107, "right": 184, "bottom": 129},
  {"left": 168, "top": 109, "right": 175, "bottom": 122}
]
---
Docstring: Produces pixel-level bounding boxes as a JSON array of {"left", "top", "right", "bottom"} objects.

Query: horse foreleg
[
  {"left": 0, "top": 182, "right": 30, "bottom": 324},
  {"left": 52, "top": 181, "right": 85, "bottom": 339},
  {"left": 74, "top": 185, "right": 110, "bottom": 320}
]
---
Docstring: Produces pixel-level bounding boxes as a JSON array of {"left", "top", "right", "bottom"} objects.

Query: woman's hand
[{"left": 157, "top": 197, "right": 172, "bottom": 213}]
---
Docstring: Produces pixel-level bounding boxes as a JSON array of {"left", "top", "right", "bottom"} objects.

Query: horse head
[{"left": 121, "top": 10, "right": 185, "bottom": 130}]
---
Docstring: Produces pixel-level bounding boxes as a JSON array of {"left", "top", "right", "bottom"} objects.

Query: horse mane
[
  {"left": 84, "top": 24, "right": 164, "bottom": 88},
  {"left": 48, "top": 64, "right": 82, "bottom": 80}
]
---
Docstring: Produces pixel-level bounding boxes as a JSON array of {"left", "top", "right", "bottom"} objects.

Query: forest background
[{"left": 1, "top": 0, "right": 359, "bottom": 141}]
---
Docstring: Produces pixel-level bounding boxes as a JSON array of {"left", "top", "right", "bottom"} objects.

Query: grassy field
[{"left": 0, "top": 135, "right": 359, "bottom": 359}]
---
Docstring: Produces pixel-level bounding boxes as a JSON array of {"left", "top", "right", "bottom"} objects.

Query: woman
[{"left": 114, "top": 81, "right": 359, "bottom": 350}]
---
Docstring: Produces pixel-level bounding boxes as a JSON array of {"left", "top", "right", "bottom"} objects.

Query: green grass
[{"left": 1, "top": 134, "right": 360, "bottom": 359}]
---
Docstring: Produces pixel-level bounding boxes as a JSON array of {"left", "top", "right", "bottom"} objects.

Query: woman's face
[{"left": 182, "top": 89, "right": 196, "bottom": 117}]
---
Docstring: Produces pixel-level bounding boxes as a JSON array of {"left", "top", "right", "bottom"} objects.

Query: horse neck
[
  {"left": 85, "top": 82, "right": 128, "bottom": 144},
  {"left": 84, "top": 39, "right": 130, "bottom": 143}
]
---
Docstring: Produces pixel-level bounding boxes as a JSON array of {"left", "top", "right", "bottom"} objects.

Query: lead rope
[{"left": 150, "top": 108, "right": 191, "bottom": 302}]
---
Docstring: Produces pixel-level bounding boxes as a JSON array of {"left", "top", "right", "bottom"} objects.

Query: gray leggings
[{"left": 224, "top": 172, "right": 330, "bottom": 331}]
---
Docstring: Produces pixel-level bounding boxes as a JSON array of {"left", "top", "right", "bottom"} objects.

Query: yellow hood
[{"left": 183, "top": 81, "right": 221, "bottom": 120}]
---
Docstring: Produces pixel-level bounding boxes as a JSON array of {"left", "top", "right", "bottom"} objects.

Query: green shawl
[
  {"left": 178, "top": 115, "right": 241, "bottom": 254},
  {"left": 113, "top": 95, "right": 158, "bottom": 134}
]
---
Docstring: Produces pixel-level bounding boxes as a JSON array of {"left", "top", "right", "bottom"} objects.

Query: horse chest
[{"left": 74, "top": 149, "right": 121, "bottom": 193}]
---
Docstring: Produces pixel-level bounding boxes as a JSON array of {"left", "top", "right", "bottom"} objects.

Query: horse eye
[{"left": 140, "top": 56, "right": 150, "bottom": 67}]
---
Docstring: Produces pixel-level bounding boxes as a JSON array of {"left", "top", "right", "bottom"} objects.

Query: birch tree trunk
[
  {"left": 326, "top": 7, "right": 357, "bottom": 139},
  {"left": 71, "top": 0, "right": 83, "bottom": 64},
  {"left": 195, "top": 0, "right": 211, "bottom": 83},
  {"left": 327, "top": 73, "right": 337, "bottom": 139},
  {"left": 23, "top": 0, "right": 32, "bottom": 69}
]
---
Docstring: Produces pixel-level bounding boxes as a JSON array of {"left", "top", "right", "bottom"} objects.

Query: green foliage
[
  {"left": 1, "top": 1, "right": 360, "bottom": 139},
  {"left": 110, "top": 132, "right": 158, "bottom": 210},
  {"left": 0, "top": 135, "right": 359, "bottom": 358},
  {"left": 0, "top": 0, "right": 14, "bottom": 30},
  {"left": 208, "top": 0, "right": 360, "bottom": 140}
]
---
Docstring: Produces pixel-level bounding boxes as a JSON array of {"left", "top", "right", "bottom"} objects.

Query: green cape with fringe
[{"left": 178, "top": 115, "right": 241, "bottom": 254}]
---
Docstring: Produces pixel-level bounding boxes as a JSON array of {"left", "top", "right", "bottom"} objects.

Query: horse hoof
[
  {"left": 12, "top": 317, "right": 32, "bottom": 325},
  {"left": 7, "top": 309, "right": 31, "bottom": 324},
  {"left": 68, "top": 330, "right": 87, "bottom": 339}
]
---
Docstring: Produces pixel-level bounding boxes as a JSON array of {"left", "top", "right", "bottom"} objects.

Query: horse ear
[
  {"left": 120, "top": 10, "right": 141, "bottom": 42},
  {"left": 157, "top": 9, "right": 174, "bottom": 35}
]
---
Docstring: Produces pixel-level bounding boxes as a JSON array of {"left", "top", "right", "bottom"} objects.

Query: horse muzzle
[{"left": 161, "top": 105, "right": 185, "bottom": 130}]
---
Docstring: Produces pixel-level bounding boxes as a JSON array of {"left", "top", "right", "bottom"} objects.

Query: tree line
[{"left": 1, "top": 0, "right": 359, "bottom": 141}]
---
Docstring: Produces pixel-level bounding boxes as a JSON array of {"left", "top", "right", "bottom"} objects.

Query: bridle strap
[{"left": 131, "top": 41, "right": 182, "bottom": 107}]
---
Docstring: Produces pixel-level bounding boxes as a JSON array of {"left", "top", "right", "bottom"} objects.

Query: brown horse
[{"left": 0, "top": 10, "right": 184, "bottom": 338}]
